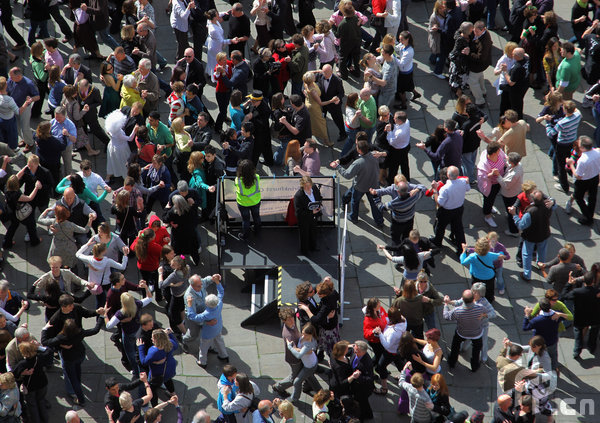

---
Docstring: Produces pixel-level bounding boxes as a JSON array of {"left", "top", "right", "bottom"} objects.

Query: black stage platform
[{"left": 220, "top": 226, "right": 339, "bottom": 306}]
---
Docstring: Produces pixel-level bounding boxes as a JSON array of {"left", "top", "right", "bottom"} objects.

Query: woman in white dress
[
  {"left": 105, "top": 108, "right": 137, "bottom": 181},
  {"left": 206, "top": 9, "right": 237, "bottom": 79}
]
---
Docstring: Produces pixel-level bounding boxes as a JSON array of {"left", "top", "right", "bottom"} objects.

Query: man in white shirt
[
  {"left": 385, "top": 110, "right": 411, "bottom": 184},
  {"left": 566, "top": 135, "right": 600, "bottom": 225},
  {"left": 430, "top": 166, "right": 470, "bottom": 255},
  {"left": 78, "top": 159, "right": 111, "bottom": 194}
]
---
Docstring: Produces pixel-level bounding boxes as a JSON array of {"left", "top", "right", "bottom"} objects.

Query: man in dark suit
[
  {"left": 293, "top": 177, "right": 322, "bottom": 255},
  {"left": 563, "top": 275, "right": 600, "bottom": 358},
  {"left": 188, "top": 0, "right": 213, "bottom": 61},
  {"left": 188, "top": 112, "right": 213, "bottom": 151},
  {"left": 62, "top": 54, "right": 93, "bottom": 85},
  {"left": 269, "top": 0, "right": 296, "bottom": 38},
  {"left": 175, "top": 49, "right": 207, "bottom": 97},
  {"left": 348, "top": 340, "right": 375, "bottom": 420},
  {"left": 316, "top": 64, "right": 345, "bottom": 143},
  {"left": 223, "top": 50, "right": 250, "bottom": 97},
  {"left": 77, "top": 79, "right": 110, "bottom": 145},
  {"left": 244, "top": 90, "right": 272, "bottom": 166}
]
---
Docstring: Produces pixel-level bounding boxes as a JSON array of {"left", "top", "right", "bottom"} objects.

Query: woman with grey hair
[
  {"left": 120, "top": 74, "right": 145, "bottom": 109},
  {"left": 164, "top": 194, "right": 200, "bottom": 264},
  {"left": 497, "top": 151, "right": 524, "bottom": 236},
  {"left": 450, "top": 281, "right": 497, "bottom": 362}
]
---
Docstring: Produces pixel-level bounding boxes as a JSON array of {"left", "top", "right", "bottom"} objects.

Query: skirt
[
  {"left": 317, "top": 326, "right": 340, "bottom": 356},
  {"left": 397, "top": 71, "right": 415, "bottom": 93}
]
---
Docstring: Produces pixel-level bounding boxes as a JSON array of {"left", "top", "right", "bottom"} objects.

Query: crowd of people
[{"left": 0, "top": 0, "right": 596, "bottom": 421}]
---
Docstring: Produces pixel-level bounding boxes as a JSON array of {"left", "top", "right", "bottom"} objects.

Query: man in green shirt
[
  {"left": 147, "top": 111, "right": 174, "bottom": 157},
  {"left": 357, "top": 88, "right": 377, "bottom": 141},
  {"left": 556, "top": 42, "right": 581, "bottom": 100}
]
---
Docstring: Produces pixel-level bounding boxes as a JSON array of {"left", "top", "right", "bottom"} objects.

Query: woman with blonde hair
[
  {"left": 493, "top": 41, "right": 518, "bottom": 95},
  {"left": 137, "top": 328, "right": 179, "bottom": 406},
  {"left": 536, "top": 90, "right": 564, "bottom": 178},
  {"left": 188, "top": 151, "right": 215, "bottom": 211},
  {"left": 106, "top": 291, "right": 153, "bottom": 382},
  {"left": 341, "top": 92, "right": 361, "bottom": 157},
  {"left": 278, "top": 400, "right": 295, "bottom": 422},
  {"left": 12, "top": 342, "right": 52, "bottom": 423},
  {"left": 0, "top": 371, "right": 21, "bottom": 421},
  {"left": 303, "top": 72, "right": 337, "bottom": 146},
  {"left": 284, "top": 140, "right": 302, "bottom": 176},
  {"left": 460, "top": 237, "right": 506, "bottom": 303},
  {"left": 428, "top": 0, "right": 446, "bottom": 78}
]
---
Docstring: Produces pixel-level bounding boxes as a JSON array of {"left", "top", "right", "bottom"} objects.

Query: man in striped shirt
[
  {"left": 443, "top": 289, "right": 485, "bottom": 372},
  {"left": 369, "top": 175, "right": 427, "bottom": 245},
  {"left": 545, "top": 100, "right": 582, "bottom": 194}
]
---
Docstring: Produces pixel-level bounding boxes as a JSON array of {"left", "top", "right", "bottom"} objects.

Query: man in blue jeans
[{"left": 332, "top": 140, "right": 383, "bottom": 226}]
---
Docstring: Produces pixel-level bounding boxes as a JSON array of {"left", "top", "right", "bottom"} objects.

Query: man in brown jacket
[{"left": 496, "top": 339, "right": 536, "bottom": 394}]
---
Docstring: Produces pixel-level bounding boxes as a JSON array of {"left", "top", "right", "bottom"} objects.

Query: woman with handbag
[
  {"left": 38, "top": 204, "right": 93, "bottom": 269},
  {"left": 12, "top": 342, "right": 53, "bottom": 423},
  {"left": 69, "top": 0, "right": 104, "bottom": 60},
  {"left": 3, "top": 175, "right": 41, "bottom": 249},
  {"left": 137, "top": 328, "right": 179, "bottom": 407},
  {"left": 106, "top": 292, "right": 153, "bottom": 383},
  {"left": 76, "top": 239, "right": 129, "bottom": 308},
  {"left": 111, "top": 190, "right": 144, "bottom": 247},
  {"left": 460, "top": 237, "right": 505, "bottom": 304}
]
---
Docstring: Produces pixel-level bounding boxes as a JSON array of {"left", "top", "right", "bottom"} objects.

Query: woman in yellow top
[
  {"left": 171, "top": 117, "right": 193, "bottom": 180},
  {"left": 235, "top": 159, "right": 261, "bottom": 241},
  {"left": 120, "top": 75, "right": 146, "bottom": 110}
]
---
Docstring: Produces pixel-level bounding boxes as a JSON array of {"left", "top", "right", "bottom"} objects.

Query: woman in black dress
[
  {"left": 111, "top": 189, "right": 144, "bottom": 247},
  {"left": 164, "top": 194, "right": 200, "bottom": 265},
  {"left": 329, "top": 340, "right": 358, "bottom": 418},
  {"left": 293, "top": 176, "right": 323, "bottom": 255}
]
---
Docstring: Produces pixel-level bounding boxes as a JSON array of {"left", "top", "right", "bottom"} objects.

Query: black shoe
[
  {"left": 196, "top": 361, "right": 207, "bottom": 369},
  {"left": 337, "top": 134, "right": 346, "bottom": 143},
  {"left": 573, "top": 351, "right": 581, "bottom": 359},
  {"left": 578, "top": 218, "right": 593, "bottom": 226},
  {"left": 180, "top": 342, "right": 189, "bottom": 354},
  {"left": 516, "top": 260, "right": 523, "bottom": 268},
  {"left": 272, "top": 385, "right": 290, "bottom": 398},
  {"left": 218, "top": 356, "right": 230, "bottom": 363}
]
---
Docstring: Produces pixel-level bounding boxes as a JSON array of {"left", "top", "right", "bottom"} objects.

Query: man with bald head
[
  {"left": 175, "top": 48, "right": 206, "bottom": 97},
  {"left": 430, "top": 166, "right": 470, "bottom": 256},
  {"left": 252, "top": 399, "right": 282, "bottom": 423},
  {"left": 493, "top": 394, "right": 515, "bottom": 423},
  {"left": 52, "top": 187, "right": 96, "bottom": 244},
  {"left": 443, "top": 289, "right": 485, "bottom": 372},
  {"left": 499, "top": 46, "right": 529, "bottom": 119},
  {"left": 316, "top": 64, "right": 346, "bottom": 143}
]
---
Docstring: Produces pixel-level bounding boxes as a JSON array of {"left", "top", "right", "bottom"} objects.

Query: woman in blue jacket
[
  {"left": 460, "top": 237, "right": 505, "bottom": 304},
  {"left": 137, "top": 328, "right": 178, "bottom": 406}
]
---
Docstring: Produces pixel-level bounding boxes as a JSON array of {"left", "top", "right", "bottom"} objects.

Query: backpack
[{"left": 241, "top": 394, "right": 260, "bottom": 417}]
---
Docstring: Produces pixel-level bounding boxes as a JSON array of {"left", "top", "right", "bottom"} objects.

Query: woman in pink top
[{"left": 477, "top": 141, "right": 506, "bottom": 228}]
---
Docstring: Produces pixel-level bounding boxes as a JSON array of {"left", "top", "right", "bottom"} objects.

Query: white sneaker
[
  {"left": 24, "top": 233, "right": 30, "bottom": 242},
  {"left": 491, "top": 206, "right": 500, "bottom": 215},
  {"left": 498, "top": 289, "right": 505, "bottom": 295},
  {"left": 484, "top": 216, "right": 498, "bottom": 227},
  {"left": 565, "top": 200, "right": 572, "bottom": 214}
]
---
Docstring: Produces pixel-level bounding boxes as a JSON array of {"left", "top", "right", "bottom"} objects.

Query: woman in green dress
[{"left": 99, "top": 61, "right": 123, "bottom": 118}]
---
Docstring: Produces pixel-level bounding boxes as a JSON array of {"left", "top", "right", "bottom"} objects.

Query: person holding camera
[{"left": 253, "top": 48, "right": 280, "bottom": 102}]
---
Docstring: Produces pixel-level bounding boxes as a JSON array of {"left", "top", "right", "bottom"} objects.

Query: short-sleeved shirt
[
  {"left": 51, "top": 118, "right": 77, "bottom": 147},
  {"left": 358, "top": 96, "right": 376, "bottom": 129},
  {"left": 118, "top": 398, "right": 144, "bottom": 423},
  {"left": 556, "top": 51, "right": 582, "bottom": 93},
  {"left": 292, "top": 106, "right": 311, "bottom": 141},
  {"left": 7, "top": 76, "right": 39, "bottom": 107}
]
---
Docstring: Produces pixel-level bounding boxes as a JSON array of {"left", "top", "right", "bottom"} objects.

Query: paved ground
[{"left": 3, "top": 0, "right": 600, "bottom": 421}]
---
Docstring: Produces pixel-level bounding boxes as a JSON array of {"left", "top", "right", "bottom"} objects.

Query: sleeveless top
[{"left": 422, "top": 343, "right": 442, "bottom": 374}]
